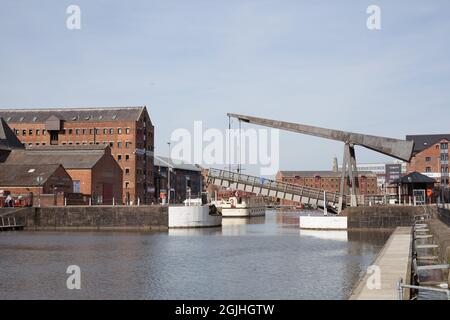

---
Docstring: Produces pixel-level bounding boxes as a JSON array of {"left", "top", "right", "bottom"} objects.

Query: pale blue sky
[{"left": 1, "top": 1, "right": 450, "bottom": 175}]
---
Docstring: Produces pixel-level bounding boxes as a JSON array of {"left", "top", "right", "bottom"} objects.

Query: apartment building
[{"left": 406, "top": 134, "right": 450, "bottom": 186}]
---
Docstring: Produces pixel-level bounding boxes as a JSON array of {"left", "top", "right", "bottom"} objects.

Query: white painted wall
[
  {"left": 299, "top": 216, "right": 348, "bottom": 230},
  {"left": 169, "top": 205, "right": 222, "bottom": 228}
]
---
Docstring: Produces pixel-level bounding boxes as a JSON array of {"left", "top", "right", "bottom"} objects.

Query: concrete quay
[{"left": 349, "top": 227, "right": 413, "bottom": 300}]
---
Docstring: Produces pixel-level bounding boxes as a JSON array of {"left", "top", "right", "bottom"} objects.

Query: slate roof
[
  {"left": 0, "top": 164, "right": 63, "bottom": 187},
  {"left": 4, "top": 145, "right": 108, "bottom": 169},
  {"left": 0, "top": 106, "right": 148, "bottom": 123},
  {"left": 0, "top": 117, "right": 24, "bottom": 150},
  {"left": 154, "top": 155, "right": 202, "bottom": 172},
  {"left": 406, "top": 134, "right": 450, "bottom": 154},
  {"left": 392, "top": 171, "right": 436, "bottom": 185}
]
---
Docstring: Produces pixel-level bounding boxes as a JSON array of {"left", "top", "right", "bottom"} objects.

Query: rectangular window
[
  {"left": 117, "top": 141, "right": 122, "bottom": 148},
  {"left": 109, "top": 128, "right": 114, "bottom": 134},
  {"left": 441, "top": 143, "right": 449, "bottom": 150},
  {"left": 103, "top": 128, "right": 108, "bottom": 135},
  {"left": 125, "top": 182, "right": 130, "bottom": 189},
  {"left": 125, "top": 168, "right": 130, "bottom": 175},
  {"left": 36, "top": 129, "right": 40, "bottom": 136},
  {"left": 117, "top": 155, "right": 122, "bottom": 161},
  {"left": 22, "top": 129, "right": 26, "bottom": 136},
  {"left": 29, "top": 129, "right": 33, "bottom": 135},
  {"left": 75, "top": 129, "right": 80, "bottom": 135},
  {"left": 125, "top": 128, "right": 130, "bottom": 134},
  {"left": 425, "top": 167, "right": 432, "bottom": 173},
  {"left": 109, "top": 142, "right": 114, "bottom": 148},
  {"left": 125, "top": 141, "right": 131, "bottom": 148},
  {"left": 68, "top": 129, "right": 73, "bottom": 135},
  {"left": 118, "top": 128, "right": 122, "bottom": 134},
  {"left": 73, "top": 181, "right": 81, "bottom": 193},
  {"left": 426, "top": 157, "right": 431, "bottom": 162},
  {"left": 125, "top": 155, "right": 130, "bottom": 161}
]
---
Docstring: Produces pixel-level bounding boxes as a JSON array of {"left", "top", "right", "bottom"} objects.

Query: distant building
[
  {"left": 4, "top": 145, "right": 123, "bottom": 205},
  {"left": 154, "top": 156, "right": 202, "bottom": 204},
  {"left": 338, "top": 162, "right": 406, "bottom": 188},
  {"left": 406, "top": 134, "right": 450, "bottom": 186},
  {"left": 276, "top": 170, "right": 378, "bottom": 205},
  {"left": 0, "top": 106, "right": 155, "bottom": 203}
]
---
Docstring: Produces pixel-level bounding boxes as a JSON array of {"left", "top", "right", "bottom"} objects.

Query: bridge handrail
[{"left": 208, "top": 168, "right": 341, "bottom": 205}]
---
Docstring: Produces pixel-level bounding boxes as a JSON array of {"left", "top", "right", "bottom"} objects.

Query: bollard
[{"left": 397, "top": 279, "right": 404, "bottom": 300}]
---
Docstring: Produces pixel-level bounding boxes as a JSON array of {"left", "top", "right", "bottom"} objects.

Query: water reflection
[{"left": 0, "top": 210, "right": 391, "bottom": 300}]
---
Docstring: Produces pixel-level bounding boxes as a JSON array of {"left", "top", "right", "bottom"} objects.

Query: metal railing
[
  {"left": 397, "top": 278, "right": 450, "bottom": 300},
  {"left": 207, "top": 168, "right": 342, "bottom": 206}
]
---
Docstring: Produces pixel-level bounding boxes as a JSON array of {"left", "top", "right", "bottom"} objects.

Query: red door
[{"left": 103, "top": 183, "right": 113, "bottom": 205}]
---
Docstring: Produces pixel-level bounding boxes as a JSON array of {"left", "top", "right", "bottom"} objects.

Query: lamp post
[
  {"left": 167, "top": 142, "right": 171, "bottom": 205},
  {"left": 36, "top": 175, "right": 43, "bottom": 207}
]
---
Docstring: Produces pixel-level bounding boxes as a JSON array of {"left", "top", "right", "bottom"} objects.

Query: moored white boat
[{"left": 212, "top": 191, "right": 266, "bottom": 218}]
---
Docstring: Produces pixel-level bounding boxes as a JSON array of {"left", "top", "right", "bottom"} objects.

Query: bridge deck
[{"left": 207, "top": 168, "right": 342, "bottom": 212}]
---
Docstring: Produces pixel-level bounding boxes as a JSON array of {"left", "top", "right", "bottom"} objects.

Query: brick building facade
[
  {"left": 406, "top": 135, "right": 450, "bottom": 186},
  {"left": 276, "top": 170, "right": 379, "bottom": 205},
  {"left": 154, "top": 156, "right": 203, "bottom": 204},
  {"left": 0, "top": 106, "right": 155, "bottom": 204},
  {"left": 5, "top": 145, "right": 123, "bottom": 205}
]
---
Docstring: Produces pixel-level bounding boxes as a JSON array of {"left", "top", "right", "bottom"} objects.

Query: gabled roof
[
  {"left": 0, "top": 164, "right": 63, "bottom": 187},
  {"left": 406, "top": 134, "right": 450, "bottom": 154},
  {"left": 154, "top": 155, "right": 202, "bottom": 172},
  {"left": 0, "top": 106, "right": 148, "bottom": 123},
  {"left": 0, "top": 117, "right": 24, "bottom": 150},
  {"left": 4, "top": 145, "right": 109, "bottom": 169},
  {"left": 392, "top": 171, "right": 436, "bottom": 185}
]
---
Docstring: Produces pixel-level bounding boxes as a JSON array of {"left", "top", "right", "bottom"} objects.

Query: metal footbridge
[{"left": 207, "top": 168, "right": 342, "bottom": 213}]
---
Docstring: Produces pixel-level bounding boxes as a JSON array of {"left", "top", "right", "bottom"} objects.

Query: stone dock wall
[{"left": 0, "top": 206, "right": 168, "bottom": 231}]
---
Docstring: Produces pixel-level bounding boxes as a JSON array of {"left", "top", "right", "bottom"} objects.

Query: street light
[
  {"left": 36, "top": 175, "right": 43, "bottom": 207},
  {"left": 167, "top": 142, "right": 171, "bottom": 205}
]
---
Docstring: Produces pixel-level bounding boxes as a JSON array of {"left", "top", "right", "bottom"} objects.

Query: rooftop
[
  {"left": 0, "top": 106, "right": 148, "bottom": 123},
  {"left": 0, "top": 117, "right": 24, "bottom": 151},
  {"left": 392, "top": 171, "right": 436, "bottom": 185},
  {"left": 5, "top": 145, "right": 109, "bottom": 169},
  {"left": 154, "top": 155, "right": 202, "bottom": 172},
  {"left": 0, "top": 164, "right": 63, "bottom": 187},
  {"left": 406, "top": 134, "right": 450, "bottom": 154}
]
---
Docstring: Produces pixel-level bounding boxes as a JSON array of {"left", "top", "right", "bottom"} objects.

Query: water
[{"left": 0, "top": 211, "right": 391, "bottom": 300}]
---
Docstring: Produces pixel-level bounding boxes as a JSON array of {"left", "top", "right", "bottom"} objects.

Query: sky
[{"left": 1, "top": 1, "right": 450, "bottom": 176}]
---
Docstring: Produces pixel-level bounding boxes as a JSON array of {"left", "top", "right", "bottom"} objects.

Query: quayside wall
[{"left": 0, "top": 206, "right": 168, "bottom": 231}]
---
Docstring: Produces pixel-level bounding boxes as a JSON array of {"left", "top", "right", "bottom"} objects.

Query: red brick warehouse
[{"left": 0, "top": 106, "right": 155, "bottom": 204}]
